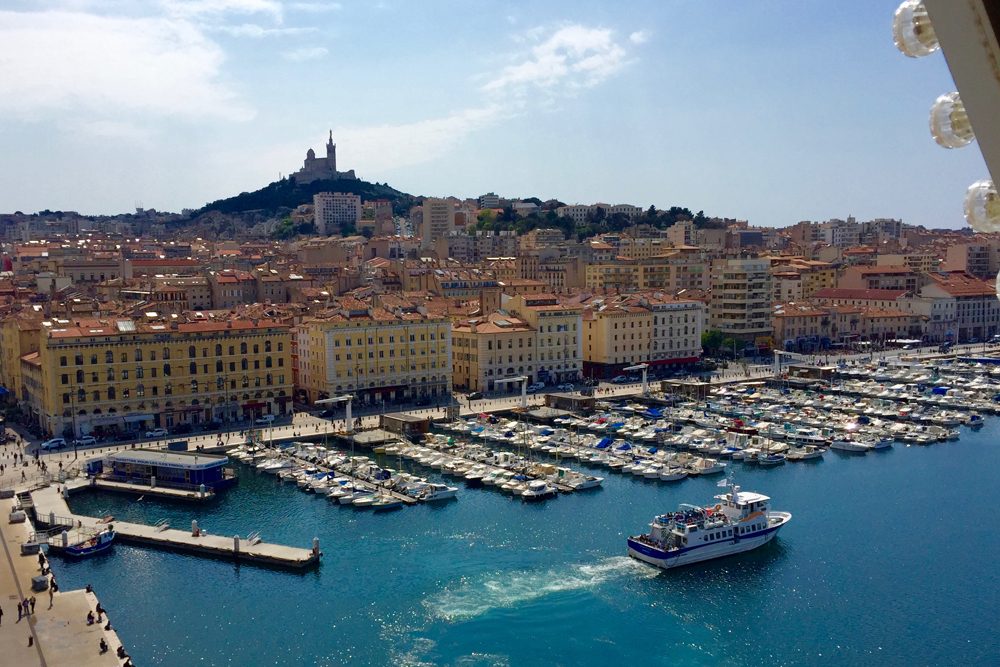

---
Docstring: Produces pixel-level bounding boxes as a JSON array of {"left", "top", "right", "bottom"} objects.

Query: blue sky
[{"left": 0, "top": 0, "right": 987, "bottom": 228}]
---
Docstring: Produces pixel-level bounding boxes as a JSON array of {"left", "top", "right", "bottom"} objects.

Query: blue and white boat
[
  {"left": 61, "top": 528, "right": 116, "bottom": 558},
  {"left": 627, "top": 477, "right": 791, "bottom": 570}
]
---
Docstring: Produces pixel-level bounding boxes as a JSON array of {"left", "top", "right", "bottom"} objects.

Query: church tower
[{"left": 326, "top": 130, "right": 336, "bottom": 173}]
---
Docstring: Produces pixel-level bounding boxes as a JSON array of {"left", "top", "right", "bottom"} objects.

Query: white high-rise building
[
  {"left": 314, "top": 192, "right": 362, "bottom": 235},
  {"left": 420, "top": 198, "right": 455, "bottom": 248}
]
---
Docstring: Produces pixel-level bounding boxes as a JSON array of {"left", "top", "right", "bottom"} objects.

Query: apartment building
[
  {"left": 708, "top": 259, "right": 774, "bottom": 346},
  {"left": 23, "top": 314, "right": 292, "bottom": 439},
  {"left": 314, "top": 192, "right": 362, "bottom": 235},
  {"left": 297, "top": 298, "right": 452, "bottom": 405}
]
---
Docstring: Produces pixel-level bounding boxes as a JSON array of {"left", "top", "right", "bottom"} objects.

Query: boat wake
[{"left": 425, "top": 556, "right": 658, "bottom": 621}]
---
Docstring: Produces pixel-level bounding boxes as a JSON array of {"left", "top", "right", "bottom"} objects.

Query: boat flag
[{"left": 717, "top": 477, "right": 729, "bottom": 488}]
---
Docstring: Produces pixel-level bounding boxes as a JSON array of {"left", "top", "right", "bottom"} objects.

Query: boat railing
[
  {"left": 247, "top": 530, "right": 262, "bottom": 546},
  {"left": 154, "top": 518, "right": 170, "bottom": 533}
]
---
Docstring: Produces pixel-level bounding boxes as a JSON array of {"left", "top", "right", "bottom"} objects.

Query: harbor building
[
  {"left": 20, "top": 313, "right": 293, "bottom": 439},
  {"left": 575, "top": 292, "right": 704, "bottom": 380},
  {"left": 296, "top": 297, "right": 452, "bottom": 406},
  {"left": 451, "top": 294, "right": 583, "bottom": 392},
  {"left": 99, "top": 449, "right": 236, "bottom": 491}
]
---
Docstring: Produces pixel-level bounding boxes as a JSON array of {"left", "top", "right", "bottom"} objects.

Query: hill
[{"left": 196, "top": 176, "right": 417, "bottom": 217}]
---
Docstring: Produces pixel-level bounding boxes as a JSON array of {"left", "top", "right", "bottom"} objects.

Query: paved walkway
[{"left": 0, "top": 511, "right": 124, "bottom": 666}]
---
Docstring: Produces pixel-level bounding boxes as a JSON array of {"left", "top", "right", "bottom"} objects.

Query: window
[
  {"left": 216, "top": 361, "right": 223, "bottom": 372},
  {"left": 122, "top": 388, "right": 130, "bottom": 399},
  {"left": 277, "top": 342, "right": 283, "bottom": 352},
  {"left": 215, "top": 344, "right": 223, "bottom": 356},
  {"left": 137, "top": 366, "right": 144, "bottom": 378},
  {"left": 105, "top": 351, "right": 114, "bottom": 364},
  {"left": 163, "top": 348, "right": 170, "bottom": 360},
  {"left": 75, "top": 353, "right": 83, "bottom": 365},
  {"left": 188, "top": 345, "right": 196, "bottom": 358},
  {"left": 61, "top": 374, "right": 68, "bottom": 385},
  {"left": 240, "top": 342, "right": 247, "bottom": 355},
  {"left": 216, "top": 377, "right": 224, "bottom": 390},
  {"left": 92, "top": 390, "right": 100, "bottom": 401},
  {"left": 107, "top": 387, "right": 116, "bottom": 400},
  {"left": 136, "top": 384, "right": 145, "bottom": 397},
  {"left": 121, "top": 353, "right": 127, "bottom": 363},
  {"left": 265, "top": 340, "right": 271, "bottom": 352},
  {"left": 91, "top": 372, "right": 98, "bottom": 383},
  {"left": 122, "top": 370, "right": 129, "bottom": 380},
  {"left": 278, "top": 358, "right": 284, "bottom": 367},
  {"left": 189, "top": 362, "right": 197, "bottom": 374},
  {"left": 191, "top": 380, "right": 199, "bottom": 393},
  {"left": 90, "top": 354, "right": 97, "bottom": 365},
  {"left": 163, "top": 364, "right": 171, "bottom": 376},
  {"left": 165, "top": 384, "right": 173, "bottom": 396},
  {"left": 241, "top": 359, "right": 248, "bottom": 371},
  {"left": 265, "top": 357, "right": 272, "bottom": 368},
  {"left": 62, "top": 393, "right": 70, "bottom": 405},
  {"left": 106, "top": 368, "right": 114, "bottom": 381},
  {"left": 134, "top": 348, "right": 142, "bottom": 362},
  {"left": 228, "top": 346, "right": 235, "bottom": 355},
  {"left": 254, "top": 377, "right": 261, "bottom": 387},
  {"left": 60, "top": 356, "right": 67, "bottom": 366},
  {"left": 242, "top": 376, "right": 249, "bottom": 388}
]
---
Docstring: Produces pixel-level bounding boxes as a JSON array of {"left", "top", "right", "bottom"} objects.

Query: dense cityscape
[{"left": 2, "top": 1, "right": 999, "bottom": 666}]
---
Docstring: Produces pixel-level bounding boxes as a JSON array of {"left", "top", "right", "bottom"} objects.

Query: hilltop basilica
[{"left": 293, "top": 131, "right": 357, "bottom": 184}]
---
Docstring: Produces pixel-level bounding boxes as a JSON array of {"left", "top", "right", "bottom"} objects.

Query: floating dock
[{"left": 29, "top": 483, "right": 320, "bottom": 570}]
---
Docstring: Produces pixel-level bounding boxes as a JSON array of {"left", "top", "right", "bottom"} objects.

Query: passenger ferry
[{"left": 627, "top": 477, "right": 791, "bottom": 569}]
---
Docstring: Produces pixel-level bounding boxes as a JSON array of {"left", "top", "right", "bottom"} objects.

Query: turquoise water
[{"left": 57, "top": 423, "right": 1000, "bottom": 666}]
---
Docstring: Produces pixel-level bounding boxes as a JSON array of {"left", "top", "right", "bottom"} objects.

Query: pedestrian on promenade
[
  {"left": 29, "top": 597, "right": 35, "bottom": 614},
  {"left": 17, "top": 599, "right": 22, "bottom": 621},
  {"left": 96, "top": 602, "right": 105, "bottom": 622},
  {"left": 21, "top": 598, "right": 29, "bottom": 617},
  {"left": 0, "top": 603, "right": 3, "bottom": 625},
  {"left": 99, "top": 638, "right": 108, "bottom": 654}
]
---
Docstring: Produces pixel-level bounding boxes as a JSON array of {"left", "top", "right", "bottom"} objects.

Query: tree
[{"left": 701, "top": 329, "right": 724, "bottom": 355}]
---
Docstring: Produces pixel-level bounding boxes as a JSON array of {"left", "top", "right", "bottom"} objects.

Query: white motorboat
[
  {"left": 658, "top": 467, "right": 688, "bottom": 482},
  {"left": 521, "top": 479, "right": 557, "bottom": 501}
]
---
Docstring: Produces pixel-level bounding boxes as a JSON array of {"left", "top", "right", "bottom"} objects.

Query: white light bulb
[
  {"left": 965, "top": 180, "right": 1000, "bottom": 233},
  {"left": 930, "top": 92, "right": 975, "bottom": 149},
  {"left": 893, "top": 0, "right": 939, "bottom": 58}
]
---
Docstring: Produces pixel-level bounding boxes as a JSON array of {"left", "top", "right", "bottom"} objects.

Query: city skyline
[{"left": 0, "top": 0, "right": 989, "bottom": 228}]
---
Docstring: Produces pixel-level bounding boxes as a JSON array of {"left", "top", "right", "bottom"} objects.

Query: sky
[{"left": 0, "top": 0, "right": 989, "bottom": 228}]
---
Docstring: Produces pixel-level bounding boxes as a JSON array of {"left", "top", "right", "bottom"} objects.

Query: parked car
[
  {"left": 527, "top": 382, "right": 545, "bottom": 393},
  {"left": 556, "top": 383, "right": 574, "bottom": 392},
  {"left": 467, "top": 391, "right": 483, "bottom": 400},
  {"left": 579, "top": 387, "right": 595, "bottom": 397},
  {"left": 40, "top": 437, "right": 67, "bottom": 451},
  {"left": 170, "top": 423, "right": 193, "bottom": 435},
  {"left": 611, "top": 375, "right": 629, "bottom": 384},
  {"left": 199, "top": 421, "right": 222, "bottom": 432},
  {"left": 145, "top": 428, "right": 168, "bottom": 438},
  {"left": 254, "top": 415, "right": 276, "bottom": 425},
  {"left": 317, "top": 409, "right": 335, "bottom": 418},
  {"left": 73, "top": 435, "right": 97, "bottom": 447}
]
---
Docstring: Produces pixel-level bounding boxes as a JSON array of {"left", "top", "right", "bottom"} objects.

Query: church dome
[{"left": 306, "top": 148, "right": 315, "bottom": 159}]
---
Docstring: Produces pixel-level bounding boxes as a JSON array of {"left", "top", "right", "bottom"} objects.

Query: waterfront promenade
[{"left": 0, "top": 514, "right": 124, "bottom": 666}]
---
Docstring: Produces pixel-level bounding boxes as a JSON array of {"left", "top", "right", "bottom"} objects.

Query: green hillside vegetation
[
  {"left": 197, "top": 176, "right": 416, "bottom": 217},
  {"left": 474, "top": 204, "right": 720, "bottom": 240}
]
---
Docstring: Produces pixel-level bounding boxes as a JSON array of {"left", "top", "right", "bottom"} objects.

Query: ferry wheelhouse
[{"left": 627, "top": 478, "right": 791, "bottom": 569}]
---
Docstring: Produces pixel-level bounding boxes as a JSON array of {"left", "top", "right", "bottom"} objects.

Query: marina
[{"left": 13, "top": 354, "right": 1000, "bottom": 665}]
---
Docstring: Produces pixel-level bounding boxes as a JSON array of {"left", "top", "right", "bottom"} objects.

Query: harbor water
[{"left": 59, "top": 422, "right": 1000, "bottom": 666}]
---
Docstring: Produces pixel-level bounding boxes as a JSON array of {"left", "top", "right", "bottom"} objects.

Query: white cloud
[
  {"left": 282, "top": 46, "right": 328, "bottom": 61},
  {"left": 629, "top": 30, "right": 649, "bottom": 45},
  {"left": 215, "top": 23, "right": 317, "bottom": 37},
  {"left": 61, "top": 119, "right": 155, "bottom": 146},
  {"left": 484, "top": 25, "right": 628, "bottom": 94},
  {"left": 0, "top": 10, "right": 254, "bottom": 122},
  {"left": 287, "top": 1, "right": 341, "bottom": 12},
  {"left": 160, "top": 0, "right": 283, "bottom": 21}
]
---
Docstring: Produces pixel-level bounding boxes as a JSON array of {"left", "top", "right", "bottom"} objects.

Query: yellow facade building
[
  {"left": 23, "top": 314, "right": 292, "bottom": 439},
  {"left": 297, "top": 297, "right": 452, "bottom": 406}
]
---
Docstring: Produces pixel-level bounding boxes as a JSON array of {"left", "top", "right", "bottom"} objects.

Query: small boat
[
  {"left": 521, "top": 479, "right": 557, "bottom": 501},
  {"left": 757, "top": 452, "right": 786, "bottom": 466},
  {"left": 372, "top": 495, "right": 403, "bottom": 511},
  {"left": 62, "top": 528, "right": 116, "bottom": 558}
]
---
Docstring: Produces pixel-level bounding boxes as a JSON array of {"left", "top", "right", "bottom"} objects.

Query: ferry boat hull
[{"left": 627, "top": 513, "right": 790, "bottom": 570}]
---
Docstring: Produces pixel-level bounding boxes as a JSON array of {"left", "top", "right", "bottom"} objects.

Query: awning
[
  {"left": 124, "top": 414, "right": 154, "bottom": 423},
  {"left": 86, "top": 415, "right": 124, "bottom": 426}
]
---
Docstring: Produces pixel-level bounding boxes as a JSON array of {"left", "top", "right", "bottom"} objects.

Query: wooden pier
[{"left": 30, "top": 484, "right": 320, "bottom": 570}]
